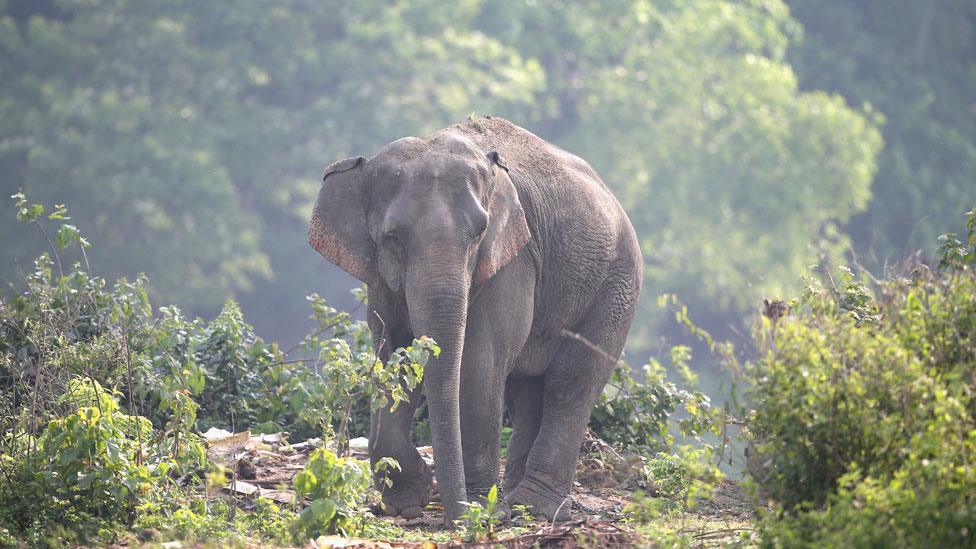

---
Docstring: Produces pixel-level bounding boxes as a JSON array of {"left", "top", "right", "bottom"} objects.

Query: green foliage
[
  {"left": 749, "top": 207, "right": 976, "bottom": 546},
  {"left": 590, "top": 355, "right": 710, "bottom": 454},
  {"left": 456, "top": 484, "right": 502, "bottom": 542},
  {"left": 289, "top": 292, "right": 438, "bottom": 450},
  {"left": 193, "top": 301, "right": 285, "bottom": 431},
  {"left": 589, "top": 294, "right": 731, "bottom": 454},
  {"left": 938, "top": 206, "right": 976, "bottom": 271},
  {"left": 588, "top": 298, "right": 731, "bottom": 527},
  {"left": 590, "top": 361, "right": 676, "bottom": 452},
  {"left": 787, "top": 0, "right": 976, "bottom": 265},
  {"left": 0, "top": 196, "right": 438, "bottom": 545},
  {"left": 291, "top": 448, "right": 373, "bottom": 540},
  {"left": 625, "top": 445, "right": 726, "bottom": 541},
  {"left": 758, "top": 427, "right": 976, "bottom": 548},
  {"left": 133, "top": 496, "right": 297, "bottom": 546},
  {"left": 0, "top": 1, "right": 886, "bottom": 351},
  {"left": 0, "top": 378, "right": 202, "bottom": 546},
  {"left": 1, "top": 194, "right": 435, "bottom": 451}
]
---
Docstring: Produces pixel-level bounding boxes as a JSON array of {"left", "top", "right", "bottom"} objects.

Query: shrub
[
  {"left": 749, "top": 206, "right": 976, "bottom": 546},
  {"left": 0, "top": 195, "right": 439, "bottom": 544},
  {"left": 287, "top": 294, "right": 438, "bottom": 451},
  {"left": 291, "top": 448, "right": 373, "bottom": 539},
  {"left": 0, "top": 378, "right": 202, "bottom": 545},
  {"left": 590, "top": 341, "right": 718, "bottom": 453},
  {"left": 589, "top": 359, "right": 685, "bottom": 453},
  {"left": 759, "top": 420, "right": 976, "bottom": 547},
  {"left": 194, "top": 302, "right": 285, "bottom": 432},
  {"left": 592, "top": 298, "right": 732, "bottom": 525}
]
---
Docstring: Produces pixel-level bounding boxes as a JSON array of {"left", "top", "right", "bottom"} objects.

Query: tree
[
  {"left": 1, "top": 1, "right": 883, "bottom": 352},
  {"left": 786, "top": 0, "right": 976, "bottom": 267},
  {"left": 0, "top": 0, "right": 543, "bottom": 334},
  {"left": 479, "top": 1, "right": 882, "bottom": 346}
]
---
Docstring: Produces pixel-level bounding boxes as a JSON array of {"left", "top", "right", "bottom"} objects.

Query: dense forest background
[{"left": 2, "top": 0, "right": 974, "bottom": 358}]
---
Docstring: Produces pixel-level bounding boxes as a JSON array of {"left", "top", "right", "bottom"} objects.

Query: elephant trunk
[{"left": 406, "top": 267, "right": 469, "bottom": 524}]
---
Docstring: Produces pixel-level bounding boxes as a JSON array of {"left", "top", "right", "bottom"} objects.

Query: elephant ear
[
  {"left": 475, "top": 151, "right": 531, "bottom": 285},
  {"left": 309, "top": 156, "right": 376, "bottom": 283}
]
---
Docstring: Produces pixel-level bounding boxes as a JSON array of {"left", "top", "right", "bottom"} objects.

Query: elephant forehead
[
  {"left": 368, "top": 134, "right": 489, "bottom": 199},
  {"left": 369, "top": 155, "right": 482, "bottom": 192},
  {"left": 407, "top": 153, "right": 484, "bottom": 183}
]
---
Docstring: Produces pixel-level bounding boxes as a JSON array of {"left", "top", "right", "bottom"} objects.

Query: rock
[{"left": 349, "top": 436, "right": 369, "bottom": 454}]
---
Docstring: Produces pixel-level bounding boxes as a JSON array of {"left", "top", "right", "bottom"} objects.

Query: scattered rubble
[
  {"left": 195, "top": 428, "right": 748, "bottom": 547},
  {"left": 201, "top": 427, "right": 305, "bottom": 505}
]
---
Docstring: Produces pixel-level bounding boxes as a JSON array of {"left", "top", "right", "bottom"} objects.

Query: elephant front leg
[
  {"left": 367, "top": 292, "right": 432, "bottom": 519},
  {"left": 459, "top": 257, "right": 535, "bottom": 512},
  {"left": 370, "top": 382, "right": 431, "bottom": 519},
  {"left": 459, "top": 360, "right": 505, "bottom": 502}
]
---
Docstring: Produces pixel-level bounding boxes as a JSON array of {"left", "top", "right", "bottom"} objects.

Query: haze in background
[{"left": 2, "top": 1, "right": 973, "bottom": 369}]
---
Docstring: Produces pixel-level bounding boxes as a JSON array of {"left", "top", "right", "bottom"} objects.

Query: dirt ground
[{"left": 203, "top": 429, "right": 756, "bottom": 548}]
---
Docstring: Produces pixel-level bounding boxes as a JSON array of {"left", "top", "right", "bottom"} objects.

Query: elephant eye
[{"left": 382, "top": 229, "right": 405, "bottom": 252}]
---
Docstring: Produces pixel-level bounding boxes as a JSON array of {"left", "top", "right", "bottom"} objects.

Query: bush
[
  {"left": 0, "top": 195, "right": 439, "bottom": 544},
  {"left": 0, "top": 378, "right": 203, "bottom": 545},
  {"left": 291, "top": 448, "right": 373, "bottom": 539},
  {"left": 759, "top": 425, "right": 976, "bottom": 547},
  {"left": 589, "top": 297, "right": 722, "bottom": 454},
  {"left": 591, "top": 297, "right": 732, "bottom": 525},
  {"left": 749, "top": 206, "right": 976, "bottom": 546},
  {"left": 590, "top": 358, "right": 686, "bottom": 453},
  {"left": 292, "top": 294, "right": 437, "bottom": 453},
  {"left": 193, "top": 301, "right": 285, "bottom": 432},
  {"left": 592, "top": 356, "right": 717, "bottom": 453}
]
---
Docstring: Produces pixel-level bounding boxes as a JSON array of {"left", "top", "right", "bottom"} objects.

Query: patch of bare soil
[{"left": 201, "top": 429, "right": 753, "bottom": 548}]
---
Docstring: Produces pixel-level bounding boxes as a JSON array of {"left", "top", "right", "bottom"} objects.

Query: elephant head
[{"left": 308, "top": 134, "right": 531, "bottom": 521}]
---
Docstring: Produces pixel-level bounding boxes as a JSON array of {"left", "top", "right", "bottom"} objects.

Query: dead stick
[{"left": 559, "top": 329, "right": 618, "bottom": 364}]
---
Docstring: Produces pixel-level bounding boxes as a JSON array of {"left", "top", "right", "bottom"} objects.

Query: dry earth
[{"left": 197, "top": 429, "right": 755, "bottom": 548}]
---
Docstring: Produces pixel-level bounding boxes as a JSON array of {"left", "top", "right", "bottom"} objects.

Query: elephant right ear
[{"left": 308, "top": 156, "right": 376, "bottom": 283}]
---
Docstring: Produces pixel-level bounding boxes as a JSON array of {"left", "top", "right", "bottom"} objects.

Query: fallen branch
[{"left": 559, "top": 329, "right": 618, "bottom": 364}]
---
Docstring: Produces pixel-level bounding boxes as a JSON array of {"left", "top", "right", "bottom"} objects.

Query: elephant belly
[{"left": 509, "top": 335, "right": 555, "bottom": 377}]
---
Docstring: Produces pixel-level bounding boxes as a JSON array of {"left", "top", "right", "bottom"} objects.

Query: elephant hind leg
[
  {"left": 504, "top": 358, "right": 610, "bottom": 522},
  {"left": 502, "top": 375, "right": 544, "bottom": 497},
  {"left": 506, "top": 275, "right": 637, "bottom": 521}
]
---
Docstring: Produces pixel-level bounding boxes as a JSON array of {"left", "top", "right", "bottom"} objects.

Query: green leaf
[
  {"left": 294, "top": 470, "right": 317, "bottom": 495},
  {"left": 309, "top": 497, "right": 337, "bottom": 524},
  {"left": 55, "top": 224, "right": 82, "bottom": 251}
]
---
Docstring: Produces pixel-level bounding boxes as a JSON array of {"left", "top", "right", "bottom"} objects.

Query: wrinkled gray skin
[{"left": 309, "top": 117, "right": 642, "bottom": 525}]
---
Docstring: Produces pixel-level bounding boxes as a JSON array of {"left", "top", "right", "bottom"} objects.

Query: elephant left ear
[{"left": 475, "top": 151, "right": 531, "bottom": 285}]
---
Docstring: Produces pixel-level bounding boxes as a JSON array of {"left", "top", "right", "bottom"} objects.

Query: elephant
[{"left": 308, "top": 116, "right": 642, "bottom": 525}]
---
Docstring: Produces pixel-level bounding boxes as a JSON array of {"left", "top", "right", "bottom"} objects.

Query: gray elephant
[{"left": 308, "top": 116, "right": 642, "bottom": 524}]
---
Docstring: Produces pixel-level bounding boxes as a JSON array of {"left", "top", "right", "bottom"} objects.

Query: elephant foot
[
  {"left": 383, "top": 503, "right": 425, "bottom": 519},
  {"left": 376, "top": 460, "right": 433, "bottom": 519},
  {"left": 504, "top": 484, "right": 572, "bottom": 522},
  {"left": 379, "top": 485, "right": 431, "bottom": 519}
]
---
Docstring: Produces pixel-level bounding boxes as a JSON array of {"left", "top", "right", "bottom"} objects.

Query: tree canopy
[
  {"left": 787, "top": 0, "right": 976, "bottom": 267},
  {"left": 2, "top": 0, "right": 964, "bottom": 352}
]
